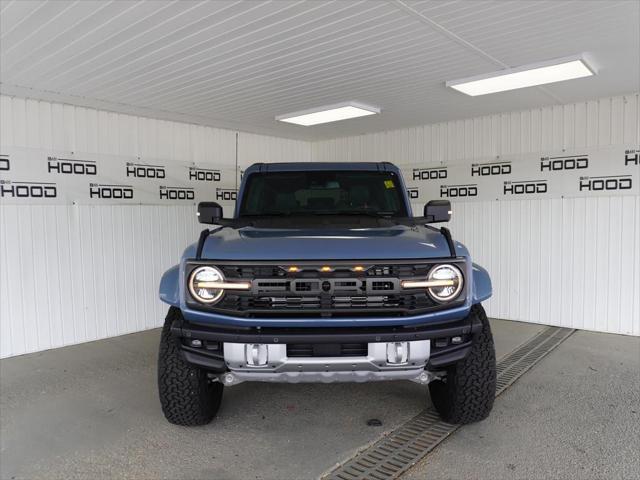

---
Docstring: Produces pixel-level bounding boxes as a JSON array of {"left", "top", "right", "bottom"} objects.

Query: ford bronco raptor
[{"left": 158, "top": 162, "right": 496, "bottom": 426}]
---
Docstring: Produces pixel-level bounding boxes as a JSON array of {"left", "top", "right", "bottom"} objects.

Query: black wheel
[
  {"left": 429, "top": 304, "right": 496, "bottom": 424},
  {"left": 158, "top": 307, "right": 224, "bottom": 426}
]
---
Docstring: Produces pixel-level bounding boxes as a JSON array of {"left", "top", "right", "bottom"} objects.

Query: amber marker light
[
  {"left": 288, "top": 266, "right": 300, "bottom": 273},
  {"left": 353, "top": 266, "right": 365, "bottom": 272},
  {"left": 320, "top": 266, "right": 332, "bottom": 272}
]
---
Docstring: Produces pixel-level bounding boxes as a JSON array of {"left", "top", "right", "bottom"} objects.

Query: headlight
[
  {"left": 187, "top": 266, "right": 251, "bottom": 305},
  {"left": 426, "top": 264, "right": 463, "bottom": 302},
  {"left": 188, "top": 266, "right": 226, "bottom": 304}
]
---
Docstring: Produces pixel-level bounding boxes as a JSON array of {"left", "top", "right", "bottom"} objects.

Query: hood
[{"left": 198, "top": 224, "right": 454, "bottom": 260}]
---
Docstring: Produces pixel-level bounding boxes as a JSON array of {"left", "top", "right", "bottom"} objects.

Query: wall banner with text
[
  {"left": 403, "top": 145, "right": 639, "bottom": 203},
  {"left": 0, "top": 147, "right": 239, "bottom": 210},
  {"left": 1, "top": 145, "right": 638, "bottom": 207}
]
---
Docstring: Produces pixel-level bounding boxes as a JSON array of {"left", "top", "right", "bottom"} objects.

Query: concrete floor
[
  {"left": 403, "top": 328, "right": 640, "bottom": 480},
  {"left": 0, "top": 319, "right": 638, "bottom": 480}
]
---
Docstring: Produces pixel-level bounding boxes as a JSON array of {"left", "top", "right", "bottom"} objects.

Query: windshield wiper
[
  {"left": 240, "top": 211, "right": 293, "bottom": 217},
  {"left": 309, "top": 210, "right": 397, "bottom": 218},
  {"left": 242, "top": 210, "right": 396, "bottom": 217}
]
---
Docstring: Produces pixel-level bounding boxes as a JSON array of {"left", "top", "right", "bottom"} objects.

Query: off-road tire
[
  {"left": 158, "top": 307, "right": 224, "bottom": 426},
  {"left": 429, "top": 304, "right": 496, "bottom": 424}
]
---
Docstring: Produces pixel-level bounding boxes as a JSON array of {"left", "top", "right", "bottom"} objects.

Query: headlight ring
[
  {"left": 188, "top": 266, "right": 226, "bottom": 304},
  {"left": 426, "top": 264, "right": 464, "bottom": 303}
]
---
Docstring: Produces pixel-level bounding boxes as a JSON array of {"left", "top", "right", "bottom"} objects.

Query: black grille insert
[
  {"left": 287, "top": 343, "right": 368, "bottom": 357},
  {"left": 371, "top": 281, "right": 394, "bottom": 291}
]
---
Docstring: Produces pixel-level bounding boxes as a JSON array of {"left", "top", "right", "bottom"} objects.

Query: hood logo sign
[
  {"left": 413, "top": 167, "right": 447, "bottom": 181},
  {"left": 579, "top": 175, "right": 632, "bottom": 192},
  {"left": 90, "top": 183, "right": 134, "bottom": 199},
  {"left": 126, "top": 163, "right": 166, "bottom": 179},
  {"left": 160, "top": 186, "right": 194, "bottom": 200},
  {"left": 503, "top": 180, "right": 547, "bottom": 195},
  {"left": 1, "top": 180, "right": 57, "bottom": 198},
  {"left": 471, "top": 161, "right": 511, "bottom": 176},
  {"left": 440, "top": 184, "right": 478, "bottom": 198},
  {"left": 48, "top": 157, "right": 97, "bottom": 175},
  {"left": 540, "top": 156, "right": 588, "bottom": 172},
  {"left": 189, "top": 167, "right": 221, "bottom": 182},
  {"left": 216, "top": 188, "right": 237, "bottom": 201}
]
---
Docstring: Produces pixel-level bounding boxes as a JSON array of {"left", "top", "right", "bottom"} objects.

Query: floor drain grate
[
  {"left": 321, "top": 325, "right": 574, "bottom": 480},
  {"left": 495, "top": 326, "right": 574, "bottom": 395}
]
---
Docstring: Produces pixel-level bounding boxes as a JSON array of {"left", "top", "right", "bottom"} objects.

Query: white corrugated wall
[
  {"left": 0, "top": 95, "right": 310, "bottom": 358},
  {"left": 1, "top": 94, "right": 639, "bottom": 359},
  {"left": 311, "top": 94, "right": 640, "bottom": 336}
]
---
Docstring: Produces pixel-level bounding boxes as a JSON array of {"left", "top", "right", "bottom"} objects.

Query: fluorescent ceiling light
[
  {"left": 276, "top": 101, "right": 380, "bottom": 126},
  {"left": 447, "top": 55, "right": 596, "bottom": 96}
]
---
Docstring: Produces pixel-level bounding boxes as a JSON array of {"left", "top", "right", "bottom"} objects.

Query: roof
[{"left": 244, "top": 162, "right": 401, "bottom": 175}]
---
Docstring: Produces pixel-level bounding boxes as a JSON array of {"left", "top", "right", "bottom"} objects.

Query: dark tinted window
[{"left": 239, "top": 171, "right": 407, "bottom": 217}]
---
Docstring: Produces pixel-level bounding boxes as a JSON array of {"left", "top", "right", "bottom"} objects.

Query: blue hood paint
[{"left": 199, "top": 225, "right": 452, "bottom": 260}]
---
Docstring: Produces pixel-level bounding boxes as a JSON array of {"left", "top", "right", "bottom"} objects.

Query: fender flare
[
  {"left": 159, "top": 265, "right": 180, "bottom": 307},
  {"left": 471, "top": 263, "right": 492, "bottom": 304}
]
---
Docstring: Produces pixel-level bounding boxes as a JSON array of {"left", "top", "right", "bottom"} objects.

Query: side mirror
[
  {"left": 197, "top": 202, "right": 223, "bottom": 224},
  {"left": 424, "top": 200, "right": 451, "bottom": 223}
]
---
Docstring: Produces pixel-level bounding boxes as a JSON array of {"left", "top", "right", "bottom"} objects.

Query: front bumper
[
  {"left": 171, "top": 311, "right": 481, "bottom": 382},
  {"left": 219, "top": 341, "right": 434, "bottom": 385}
]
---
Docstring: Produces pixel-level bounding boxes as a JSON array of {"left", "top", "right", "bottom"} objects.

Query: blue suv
[{"left": 158, "top": 162, "right": 496, "bottom": 426}]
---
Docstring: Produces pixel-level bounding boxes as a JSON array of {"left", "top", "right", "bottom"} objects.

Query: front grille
[
  {"left": 287, "top": 343, "right": 368, "bottom": 357},
  {"left": 366, "top": 264, "right": 431, "bottom": 277},
  {"left": 221, "top": 265, "right": 285, "bottom": 279},
  {"left": 189, "top": 260, "right": 466, "bottom": 318},
  {"left": 371, "top": 281, "right": 394, "bottom": 291},
  {"left": 215, "top": 291, "right": 440, "bottom": 318},
  {"left": 295, "top": 281, "right": 316, "bottom": 292}
]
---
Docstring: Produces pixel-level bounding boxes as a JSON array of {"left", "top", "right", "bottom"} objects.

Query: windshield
[{"left": 239, "top": 170, "right": 408, "bottom": 217}]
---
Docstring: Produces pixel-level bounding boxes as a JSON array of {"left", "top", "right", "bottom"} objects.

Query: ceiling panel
[
  {"left": 1, "top": 0, "right": 638, "bottom": 140},
  {"left": 87, "top": 2, "right": 393, "bottom": 102}
]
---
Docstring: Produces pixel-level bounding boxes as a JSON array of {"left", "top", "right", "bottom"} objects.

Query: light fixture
[
  {"left": 188, "top": 266, "right": 250, "bottom": 305},
  {"left": 446, "top": 54, "right": 596, "bottom": 96},
  {"left": 276, "top": 101, "right": 380, "bottom": 126},
  {"left": 401, "top": 264, "right": 464, "bottom": 303},
  {"left": 425, "top": 264, "right": 463, "bottom": 303}
]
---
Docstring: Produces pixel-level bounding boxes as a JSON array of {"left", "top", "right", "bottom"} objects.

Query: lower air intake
[{"left": 287, "top": 343, "right": 368, "bottom": 357}]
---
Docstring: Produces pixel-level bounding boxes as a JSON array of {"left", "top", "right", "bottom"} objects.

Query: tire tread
[
  {"left": 158, "top": 307, "right": 223, "bottom": 426},
  {"left": 429, "top": 304, "right": 496, "bottom": 424}
]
